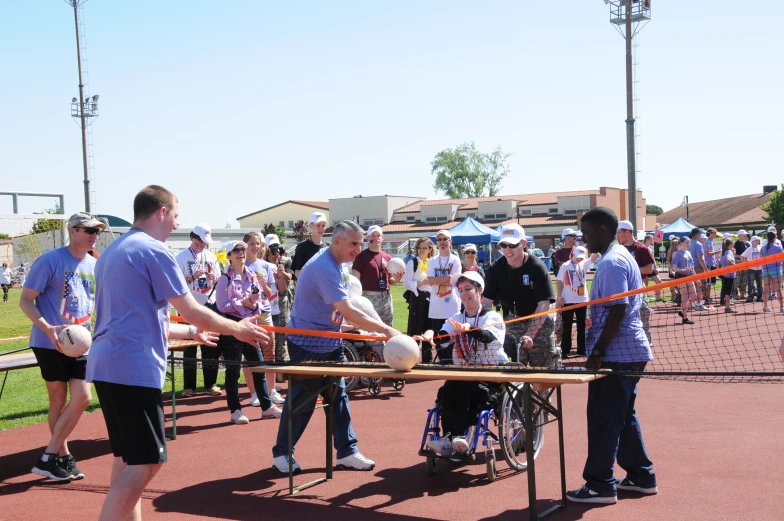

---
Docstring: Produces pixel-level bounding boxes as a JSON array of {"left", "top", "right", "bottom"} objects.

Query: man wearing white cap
[
  {"left": 616, "top": 220, "right": 656, "bottom": 344},
  {"left": 741, "top": 235, "right": 763, "bottom": 302},
  {"left": 553, "top": 228, "right": 578, "bottom": 276},
  {"left": 482, "top": 223, "right": 559, "bottom": 368},
  {"left": 351, "top": 225, "right": 401, "bottom": 326},
  {"left": 292, "top": 212, "right": 329, "bottom": 279},
  {"left": 733, "top": 230, "right": 751, "bottom": 301},
  {"left": 174, "top": 223, "right": 223, "bottom": 398},
  {"left": 556, "top": 246, "right": 599, "bottom": 357},
  {"left": 423, "top": 230, "right": 462, "bottom": 363}
]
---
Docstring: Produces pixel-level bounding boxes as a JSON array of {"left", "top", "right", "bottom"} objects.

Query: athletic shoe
[
  {"left": 615, "top": 476, "right": 658, "bottom": 495},
  {"left": 451, "top": 436, "right": 470, "bottom": 454},
  {"left": 230, "top": 410, "right": 249, "bottom": 424},
  {"left": 31, "top": 453, "right": 72, "bottom": 481},
  {"left": 181, "top": 388, "right": 195, "bottom": 398},
  {"left": 682, "top": 319, "right": 695, "bottom": 325},
  {"left": 566, "top": 484, "right": 616, "bottom": 504},
  {"left": 335, "top": 451, "right": 375, "bottom": 471},
  {"left": 249, "top": 393, "right": 261, "bottom": 407},
  {"left": 261, "top": 405, "right": 282, "bottom": 419},
  {"left": 426, "top": 437, "right": 453, "bottom": 456},
  {"left": 208, "top": 385, "right": 222, "bottom": 396},
  {"left": 780, "top": 306, "right": 784, "bottom": 313},
  {"left": 763, "top": 307, "right": 772, "bottom": 313},
  {"left": 693, "top": 304, "right": 707, "bottom": 311},
  {"left": 275, "top": 385, "right": 283, "bottom": 393},
  {"left": 59, "top": 454, "right": 84, "bottom": 480},
  {"left": 272, "top": 455, "right": 301, "bottom": 474},
  {"left": 724, "top": 308, "right": 737, "bottom": 313},
  {"left": 730, "top": 298, "right": 735, "bottom": 305},
  {"left": 705, "top": 298, "right": 715, "bottom": 305},
  {"left": 269, "top": 389, "right": 286, "bottom": 405}
]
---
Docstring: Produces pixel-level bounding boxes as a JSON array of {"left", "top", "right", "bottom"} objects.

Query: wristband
[{"left": 188, "top": 325, "right": 196, "bottom": 340}]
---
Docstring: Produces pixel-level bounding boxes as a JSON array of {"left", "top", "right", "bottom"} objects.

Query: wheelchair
[
  {"left": 419, "top": 383, "right": 551, "bottom": 481},
  {"left": 342, "top": 336, "right": 405, "bottom": 396}
]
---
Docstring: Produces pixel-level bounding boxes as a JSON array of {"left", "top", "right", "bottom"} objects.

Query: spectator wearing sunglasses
[
  {"left": 423, "top": 230, "right": 462, "bottom": 362},
  {"left": 461, "top": 243, "right": 485, "bottom": 279}
]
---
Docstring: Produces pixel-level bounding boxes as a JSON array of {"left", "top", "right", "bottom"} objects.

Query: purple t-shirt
[
  {"left": 24, "top": 248, "right": 95, "bottom": 351},
  {"left": 86, "top": 230, "right": 188, "bottom": 389}
]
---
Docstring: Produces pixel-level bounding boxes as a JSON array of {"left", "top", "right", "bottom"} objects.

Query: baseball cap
[
  {"left": 462, "top": 243, "right": 477, "bottom": 253},
  {"left": 738, "top": 229, "right": 748, "bottom": 237},
  {"left": 450, "top": 270, "right": 485, "bottom": 291},
  {"left": 264, "top": 233, "right": 280, "bottom": 246},
  {"left": 435, "top": 229, "right": 451, "bottom": 240},
  {"left": 310, "top": 212, "right": 327, "bottom": 224},
  {"left": 572, "top": 246, "right": 588, "bottom": 259},
  {"left": 751, "top": 236, "right": 761, "bottom": 244},
  {"left": 561, "top": 228, "right": 577, "bottom": 238},
  {"left": 767, "top": 225, "right": 777, "bottom": 233},
  {"left": 366, "top": 225, "right": 383, "bottom": 237},
  {"left": 617, "top": 220, "right": 634, "bottom": 232},
  {"left": 225, "top": 240, "right": 248, "bottom": 253},
  {"left": 722, "top": 233, "right": 732, "bottom": 240},
  {"left": 669, "top": 235, "right": 676, "bottom": 240},
  {"left": 192, "top": 223, "right": 213, "bottom": 244},
  {"left": 68, "top": 212, "right": 106, "bottom": 230},
  {"left": 499, "top": 223, "right": 526, "bottom": 245}
]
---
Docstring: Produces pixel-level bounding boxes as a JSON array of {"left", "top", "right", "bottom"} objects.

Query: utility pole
[{"left": 70, "top": 1, "right": 90, "bottom": 212}]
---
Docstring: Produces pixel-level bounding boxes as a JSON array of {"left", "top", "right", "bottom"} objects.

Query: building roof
[
  {"left": 658, "top": 193, "right": 773, "bottom": 229},
  {"left": 236, "top": 200, "right": 329, "bottom": 220},
  {"left": 381, "top": 215, "right": 576, "bottom": 234},
  {"left": 392, "top": 190, "right": 600, "bottom": 213}
]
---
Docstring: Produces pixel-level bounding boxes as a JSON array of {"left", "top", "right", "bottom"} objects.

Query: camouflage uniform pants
[
  {"left": 639, "top": 297, "right": 652, "bottom": 346},
  {"left": 506, "top": 314, "right": 562, "bottom": 369},
  {"left": 733, "top": 269, "right": 748, "bottom": 298},
  {"left": 275, "top": 295, "right": 290, "bottom": 363},
  {"left": 364, "top": 291, "right": 394, "bottom": 327}
]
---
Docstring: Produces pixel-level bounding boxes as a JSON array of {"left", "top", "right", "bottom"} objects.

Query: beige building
[
  {"left": 236, "top": 200, "right": 329, "bottom": 231},
  {"left": 327, "top": 195, "right": 424, "bottom": 228}
]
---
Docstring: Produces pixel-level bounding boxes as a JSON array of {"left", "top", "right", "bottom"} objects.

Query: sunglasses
[
  {"left": 436, "top": 238, "right": 450, "bottom": 242},
  {"left": 499, "top": 242, "right": 520, "bottom": 249},
  {"left": 465, "top": 251, "right": 476, "bottom": 254},
  {"left": 232, "top": 247, "right": 246, "bottom": 253},
  {"left": 75, "top": 227, "right": 101, "bottom": 235}
]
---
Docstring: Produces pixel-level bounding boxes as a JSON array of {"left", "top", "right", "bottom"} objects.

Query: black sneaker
[
  {"left": 566, "top": 484, "right": 616, "bottom": 504},
  {"left": 682, "top": 318, "right": 695, "bottom": 325},
  {"left": 615, "top": 476, "right": 658, "bottom": 495},
  {"left": 31, "top": 453, "right": 72, "bottom": 481},
  {"left": 59, "top": 454, "right": 85, "bottom": 480}
]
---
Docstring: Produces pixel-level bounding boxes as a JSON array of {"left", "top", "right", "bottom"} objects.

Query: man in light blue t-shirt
[
  {"left": 87, "top": 185, "right": 269, "bottom": 521},
  {"left": 566, "top": 207, "right": 656, "bottom": 505},
  {"left": 271, "top": 220, "right": 401, "bottom": 475},
  {"left": 20, "top": 212, "right": 104, "bottom": 482}
]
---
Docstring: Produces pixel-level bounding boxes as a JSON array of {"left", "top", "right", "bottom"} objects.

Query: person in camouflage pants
[{"left": 506, "top": 314, "right": 562, "bottom": 369}]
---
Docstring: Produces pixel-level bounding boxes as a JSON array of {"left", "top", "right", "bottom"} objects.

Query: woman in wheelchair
[{"left": 415, "top": 271, "right": 508, "bottom": 457}]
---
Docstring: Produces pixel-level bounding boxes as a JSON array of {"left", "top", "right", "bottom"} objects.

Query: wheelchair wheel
[
  {"left": 486, "top": 453, "right": 497, "bottom": 482},
  {"left": 425, "top": 454, "right": 437, "bottom": 476},
  {"left": 369, "top": 382, "right": 381, "bottom": 395},
  {"left": 342, "top": 342, "right": 360, "bottom": 393},
  {"left": 392, "top": 379, "right": 405, "bottom": 391},
  {"left": 499, "top": 384, "right": 545, "bottom": 472}
]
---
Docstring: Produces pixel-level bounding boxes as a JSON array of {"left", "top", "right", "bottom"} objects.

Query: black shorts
[
  {"left": 31, "top": 347, "right": 87, "bottom": 382},
  {"left": 709, "top": 266, "right": 717, "bottom": 284},
  {"left": 93, "top": 380, "right": 168, "bottom": 465}
]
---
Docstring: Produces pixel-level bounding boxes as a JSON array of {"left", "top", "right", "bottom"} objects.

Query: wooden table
[{"left": 253, "top": 365, "right": 603, "bottom": 521}]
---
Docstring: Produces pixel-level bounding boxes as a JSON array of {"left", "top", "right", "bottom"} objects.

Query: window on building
[
  {"left": 288, "top": 220, "right": 294, "bottom": 228},
  {"left": 484, "top": 213, "right": 507, "bottom": 220},
  {"left": 564, "top": 209, "right": 577, "bottom": 215},
  {"left": 520, "top": 209, "right": 532, "bottom": 216},
  {"left": 548, "top": 208, "right": 558, "bottom": 215},
  {"left": 436, "top": 216, "right": 448, "bottom": 222},
  {"left": 363, "top": 218, "right": 384, "bottom": 226},
  {"left": 466, "top": 212, "right": 476, "bottom": 218},
  {"left": 406, "top": 215, "right": 416, "bottom": 222},
  {"left": 279, "top": 221, "right": 284, "bottom": 227}
]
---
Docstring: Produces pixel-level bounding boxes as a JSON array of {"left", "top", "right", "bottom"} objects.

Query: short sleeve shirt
[
  {"left": 442, "top": 308, "right": 506, "bottom": 366},
  {"left": 704, "top": 240, "right": 717, "bottom": 268},
  {"left": 86, "top": 230, "right": 188, "bottom": 389},
  {"left": 671, "top": 250, "right": 694, "bottom": 274},
  {"left": 586, "top": 245, "right": 652, "bottom": 363},
  {"left": 288, "top": 247, "right": 350, "bottom": 352},
  {"left": 556, "top": 258, "right": 594, "bottom": 304},
  {"left": 426, "top": 253, "right": 462, "bottom": 319},
  {"left": 483, "top": 254, "right": 554, "bottom": 318},
  {"left": 292, "top": 238, "right": 327, "bottom": 275},
  {"left": 245, "top": 259, "right": 275, "bottom": 314},
  {"left": 721, "top": 250, "right": 736, "bottom": 278},
  {"left": 689, "top": 240, "right": 705, "bottom": 267},
  {"left": 24, "top": 248, "right": 96, "bottom": 351},
  {"left": 734, "top": 240, "right": 749, "bottom": 257},
  {"left": 352, "top": 249, "right": 391, "bottom": 292},
  {"left": 624, "top": 241, "right": 655, "bottom": 280},
  {"left": 175, "top": 247, "right": 221, "bottom": 305},
  {"left": 741, "top": 246, "right": 762, "bottom": 269}
]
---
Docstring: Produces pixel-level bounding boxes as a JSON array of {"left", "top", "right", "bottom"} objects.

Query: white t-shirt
[
  {"left": 426, "top": 252, "right": 461, "bottom": 319},
  {"left": 175, "top": 247, "right": 221, "bottom": 305},
  {"left": 741, "top": 246, "right": 762, "bottom": 270},
  {"left": 556, "top": 257, "right": 595, "bottom": 304},
  {"left": 1, "top": 268, "right": 11, "bottom": 285},
  {"left": 403, "top": 256, "right": 431, "bottom": 296},
  {"left": 442, "top": 308, "right": 506, "bottom": 366},
  {"left": 761, "top": 238, "right": 782, "bottom": 248},
  {"left": 658, "top": 245, "right": 666, "bottom": 256}
]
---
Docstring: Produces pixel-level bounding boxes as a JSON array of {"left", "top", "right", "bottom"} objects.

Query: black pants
[
  {"left": 407, "top": 291, "right": 431, "bottom": 361},
  {"left": 205, "top": 336, "right": 270, "bottom": 412},
  {"left": 183, "top": 345, "right": 219, "bottom": 391},
  {"left": 429, "top": 318, "right": 450, "bottom": 364},
  {"left": 720, "top": 277, "right": 734, "bottom": 305},
  {"left": 1, "top": 283, "right": 8, "bottom": 301},
  {"left": 437, "top": 380, "right": 500, "bottom": 437},
  {"left": 560, "top": 306, "right": 587, "bottom": 357}
]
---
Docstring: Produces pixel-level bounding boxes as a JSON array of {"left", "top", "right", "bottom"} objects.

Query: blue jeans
[
  {"left": 583, "top": 361, "right": 656, "bottom": 495},
  {"left": 272, "top": 342, "right": 358, "bottom": 459}
]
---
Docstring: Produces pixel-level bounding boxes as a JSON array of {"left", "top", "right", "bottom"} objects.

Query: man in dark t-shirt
[
  {"left": 482, "top": 223, "right": 558, "bottom": 368},
  {"left": 351, "top": 225, "right": 402, "bottom": 326},
  {"left": 292, "top": 212, "right": 328, "bottom": 279},
  {"left": 553, "top": 228, "right": 578, "bottom": 276},
  {"left": 616, "top": 220, "right": 655, "bottom": 345}
]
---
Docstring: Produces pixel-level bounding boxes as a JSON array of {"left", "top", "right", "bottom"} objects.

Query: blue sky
[{"left": 1, "top": 1, "right": 782, "bottom": 227}]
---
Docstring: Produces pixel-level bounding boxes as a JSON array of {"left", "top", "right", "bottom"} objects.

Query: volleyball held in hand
[
  {"left": 348, "top": 275, "right": 362, "bottom": 298},
  {"left": 58, "top": 325, "right": 92, "bottom": 357},
  {"left": 384, "top": 335, "right": 419, "bottom": 371},
  {"left": 387, "top": 257, "right": 406, "bottom": 276}
]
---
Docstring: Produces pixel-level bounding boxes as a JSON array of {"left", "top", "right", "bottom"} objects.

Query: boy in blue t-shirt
[{"left": 20, "top": 212, "right": 105, "bottom": 482}]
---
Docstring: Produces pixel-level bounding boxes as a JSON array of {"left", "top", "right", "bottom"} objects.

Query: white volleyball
[
  {"left": 387, "top": 257, "right": 406, "bottom": 275},
  {"left": 350, "top": 296, "right": 381, "bottom": 322},
  {"left": 58, "top": 325, "right": 92, "bottom": 357},
  {"left": 348, "top": 275, "right": 362, "bottom": 298},
  {"left": 384, "top": 335, "right": 419, "bottom": 371}
]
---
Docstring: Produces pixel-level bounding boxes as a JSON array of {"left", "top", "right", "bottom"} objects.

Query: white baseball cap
[
  {"left": 669, "top": 235, "right": 676, "bottom": 240},
  {"left": 722, "top": 233, "right": 732, "bottom": 240},
  {"left": 767, "top": 225, "right": 777, "bottom": 232},
  {"left": 499, "top": 223, "right": 526, "bottom": 245},
  {"left": 573, "top": 246, "right": 588, "bottom": 259},
  {"left": 751, "top": 236, "right": 761, "bottom": 244},
  {"left": 462, "top": 243, "right": 478, "bottom": 253},
  {"left": 450, "top": 270, "right": 485, "bottom": 291},
  {"left": 225, "top": 240, "right": 248, "bottom": 253},
  {"left": 192, "top": 223, "right": 213, "bottom": 244},
  {"left": 617, "top": 220, "right": 634, "bottom": 232},
  {"left": 436, "top": 229, "right": 452, "bottom": 240},
  {"left": 310, "top": 212, "right": 327, "bottom": 224},
  {"left": 561, "top": 228, "right": 577, "bottom": 238},
  {"left": 738, "top": 229, "right": 748, "bottom": 236},
  {"left": 264, "top": 233, "right": 280, "bottom": 246},
  {"left": 366, "top": 225, "right": 383, "bottom": 237}
]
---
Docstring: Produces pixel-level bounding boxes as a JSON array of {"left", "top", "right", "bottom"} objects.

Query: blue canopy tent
[
  {"left": 657, "top": 217, "right": 698, "bottom": 238},
  {"left": 429, "top": 217, "right": 500, "bottom": 245}
]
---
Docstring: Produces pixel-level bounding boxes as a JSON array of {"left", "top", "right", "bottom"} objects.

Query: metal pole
[
  {"left": 625, "top": 0, "right": 637, "bottom": 231},
  {"left": 686, "top": 196, "right": 689, "bottom": 221},
  {"left": 72, "top": 2, "right": 91, "bottom": 213}
]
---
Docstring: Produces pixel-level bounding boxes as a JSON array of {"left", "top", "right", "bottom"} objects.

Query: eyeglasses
[
  {"left": 499, "top": 242, "right": 520, "bottom": 249},
  {"left": 75, "top": 227, "right": 101, "bottom": 235},
  {"left": 465, "top": 251, "right": 476, "bottom": 255},
  {"left": 436, "top": 238, "right": 449, "bottom": 242},
  {"left": 232, "top": 247, "right": 246, "bottom": 253}
]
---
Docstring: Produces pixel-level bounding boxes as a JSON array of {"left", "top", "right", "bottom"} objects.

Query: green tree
[
  {"left": 431, "top": 142, "right": 510, "bottom": 198},
  {"left": 646, "top": 204, "right": 664, "bottom": 216},
  {"left": 31, "top": 204, "right": 63, "bottom": 234},
  {"left": 293, "top": 220, "right": 308, "bottom": 243},
  {"left": 761, "top": 184, "right": 784, "bottom": 225},
  {"left": 275, "top": 225, "right": 286, "bottom": 245},
  {"left": 0, "top": 233, "right": 10, "bottom": 240}
]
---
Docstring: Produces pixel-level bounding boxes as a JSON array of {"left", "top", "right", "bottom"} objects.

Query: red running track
[{"left": 1, "top": 376, "right": 783, "bottom": 521}]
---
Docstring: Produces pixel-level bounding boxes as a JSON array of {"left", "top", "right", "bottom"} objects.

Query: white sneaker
[
  {"left": 426, "top": 436, "right": 453, "bottom": 456},
  {"left": 272, "top": 454, "right": 301, "bottom": 474},
  {"left": 231, "top": 409, "right": 249, "bottom": 425},
  {"left": 451, "top": 436, "right": 469, "bottom": 454},
  {"left": 261, "top": 405, "right": 282, "bottom": 419},
  {"left": 269, "top": 389, "right": 286, "bottom": 405},
  {"left": 249, "top": 393, "right": 261, "bottom": 407},
  {"left": 335, "top": 451, "right": 375, "bottom": 470}
]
